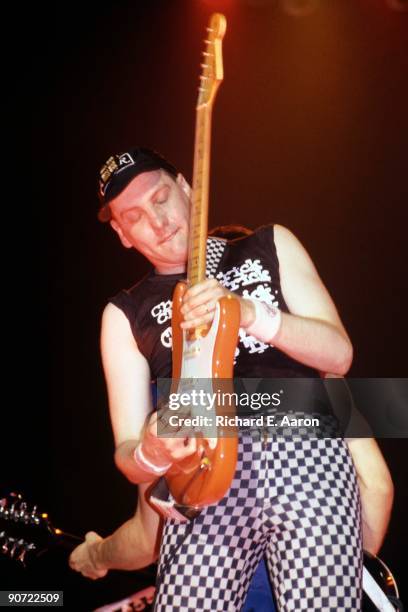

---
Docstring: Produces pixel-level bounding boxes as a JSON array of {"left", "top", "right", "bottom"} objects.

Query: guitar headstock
[
  {"left": 197, "top": 13, "right": 227, "bottom": 108},
  {"left": 0, "top": 492, "right": 79, "bottom": 566}
]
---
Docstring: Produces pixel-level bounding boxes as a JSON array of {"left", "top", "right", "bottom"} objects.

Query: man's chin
[
  {"left": 163, "top": 241, "right": 188, "bottom": 261},
  {"left": 152, "top": 248, "right": 187, "bottom": 269}
]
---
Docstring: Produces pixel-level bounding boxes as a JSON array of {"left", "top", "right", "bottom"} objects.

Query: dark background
[{"left": 2, "top": 0, "right": 407, "bottom": 609}]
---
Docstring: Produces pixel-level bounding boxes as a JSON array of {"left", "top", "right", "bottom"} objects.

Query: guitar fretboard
[
  {"left": 187, "top": 106, "right": 212, "bottom": 286},
  {"left": 186, "top": 13, "right": 226, "bottom": 288}
]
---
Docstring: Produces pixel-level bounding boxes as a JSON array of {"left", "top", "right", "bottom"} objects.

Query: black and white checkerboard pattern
[
  {"left": 205, "top": 237, "right": 227, "bottom": 279},
  {"left": 239, "top": 411, "right": 343, "bottom": 440},
  {"left": 154, "top": 438, "right": 362, "bottom": 611}
]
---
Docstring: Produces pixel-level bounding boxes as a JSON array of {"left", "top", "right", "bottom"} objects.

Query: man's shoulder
[
  {"left": 110, "top": 272, "right": 153, "bottom": 303},
  {"left": 273, "top": 224, "right": 310, "bottom": 260},
  {"left": 245, "top": 223, "right": 277, "bottom": 249}
]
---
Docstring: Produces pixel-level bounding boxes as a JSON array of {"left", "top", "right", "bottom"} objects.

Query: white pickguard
[
  {"left": 180, "top": 302, "right": 221, "bottom": 379},
  {"left": 176, "top": 303, "right": 222, "bottom": 440}
]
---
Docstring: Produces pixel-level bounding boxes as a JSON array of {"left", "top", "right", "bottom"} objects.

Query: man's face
[{"left": 109, "top": 169, "right": 190, "bottom": 273}]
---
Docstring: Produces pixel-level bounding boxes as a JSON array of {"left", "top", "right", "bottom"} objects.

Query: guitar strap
[{"left": 148, "top": 478, "right": 193, "bottom": 522}]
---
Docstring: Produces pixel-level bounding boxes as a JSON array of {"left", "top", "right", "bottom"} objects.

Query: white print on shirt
[
  {"left": 242, "top": 284, "right": 279, "bottom": 308},
  {"left": 151, "top": 259, "right": 280, "bottom": 353},
  {"left": 217, "top": 259, "right": 280, "bottom": 359},
  {"left": 216, "top": 259, "right": 271, "bottom": 291},
  {"left": 161, "top": 326, "right": 172, "bottom": 348},
  {"left": 151, "top": 300, "right": 172, "bottom": 325}
]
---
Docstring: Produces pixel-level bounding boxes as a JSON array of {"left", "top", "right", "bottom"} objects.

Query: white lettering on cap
[{"left": 117, "top": 152, "right": 135, "bottom": 172}]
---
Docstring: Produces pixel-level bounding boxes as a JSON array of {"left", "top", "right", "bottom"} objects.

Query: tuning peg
[
  {"left": 2, "top": 536, "right": 14, "bottom": 555},
  {"left": 203, "top": 40, "right": 214, "bottom": 45},
  {"left": 17, "top": 547, "right": 27, "bottom": 564},
  {"left": 30, "top": 505, "right": 40, "bottom": 525},
  {"left": 17, "top": 542, "right": 36, "bottom": 565},
  {"left": 18, "top": 502, "right": 27, "bottom": 522},
  {"left": 9, "top": 539, "right": 21, "bottom": 559}
]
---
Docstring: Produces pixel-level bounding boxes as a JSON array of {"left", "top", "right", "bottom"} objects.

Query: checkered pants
[{"left": 154, "top": 437, "right": 362, "bottom": 611}]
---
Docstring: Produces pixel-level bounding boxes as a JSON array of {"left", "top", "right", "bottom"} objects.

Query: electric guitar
[
  {"left": 0, "top": 492, "right": 80, "bottom": 566},
  {"left": 164, "top": 13, "right": 241, "bottom": 511},
  {"left": 1, "top": 494, "right": 403, "bottom": 611}
]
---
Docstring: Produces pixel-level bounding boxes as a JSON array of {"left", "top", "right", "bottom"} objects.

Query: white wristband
[
  {"left": 133, "top": 443, "right": 172, "bottom": 476},
  {"left": 245, "top": 299, "right": 282, "bottom": 343}
]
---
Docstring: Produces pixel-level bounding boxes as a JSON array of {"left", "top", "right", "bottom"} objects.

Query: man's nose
[{"left": 147, "top": 207, "right": 168, "bottom": 233}]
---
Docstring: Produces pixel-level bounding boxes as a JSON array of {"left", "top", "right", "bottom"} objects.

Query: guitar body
[{"left": 165, "top": 281, "right": 240, "bottom": 508}]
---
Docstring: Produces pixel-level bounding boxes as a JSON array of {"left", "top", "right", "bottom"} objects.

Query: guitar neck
[
  {"left": 186, "top": 13, "right": 226, "bottom": 288},
  {"left": 51, "top": 529, "right": 82, "bottom": 551},
  {"left": 187, "top": 105, "right": 213, "bottom": 286}
]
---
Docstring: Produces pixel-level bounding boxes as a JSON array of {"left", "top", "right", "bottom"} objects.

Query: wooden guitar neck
[{"left": 187, "top": 13, "right": 226, "bottom": 287}]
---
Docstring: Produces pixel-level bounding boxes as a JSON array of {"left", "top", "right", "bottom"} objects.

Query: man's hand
[
  {"left": 141, "top": 407, "right": 199, "bottom": 467},
  {"left": 179, "top": 279, "right": 255, "bottom": 330},
  {"left": 69, "top": 531, "right": 108, "bottom": 580}
]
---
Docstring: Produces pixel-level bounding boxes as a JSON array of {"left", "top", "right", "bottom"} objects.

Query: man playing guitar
[{"left": 69, "top": 146, "right": 393, "bottom": 611}]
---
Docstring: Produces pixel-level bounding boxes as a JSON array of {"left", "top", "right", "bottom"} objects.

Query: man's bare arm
[
  {"left": 181, "top": 225, "right": 352, "bottom": 375},
  {"left": 101, "top": 304, "right": 155, "bottom": 483},
  {"left": 69, "top": 484, "right": 162, "bottom": 579},
  {"left": 347, "top": 438, "right": 394, "bottom": 555},
  {"left": 102, "top": 303, "right": 197, "bottom": 480},
  {"left": 273, "top": 224, "right": 353, "bottom": 375}
]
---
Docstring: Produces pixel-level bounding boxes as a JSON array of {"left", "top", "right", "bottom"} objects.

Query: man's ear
[
  {"left": 176, "top": 173, "right": 192, "bottom": 199},
  {"left": 110, "top": 219, "right": 133, "bottom": 249}
]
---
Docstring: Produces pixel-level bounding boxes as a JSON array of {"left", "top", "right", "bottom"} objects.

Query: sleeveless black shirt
[{"left": 109, "top": 224, "right": 318, "bottom": 381}]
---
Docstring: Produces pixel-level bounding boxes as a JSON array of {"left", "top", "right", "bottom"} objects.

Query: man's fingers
[
  {"left": 181, "top": 287, "right": 223, "bottom": 315},
  {"left": 180, "top": 313, "right": 214, "bottom": 329},
  {"left": 206, "top": 437, "right": 218, "bottom": 450},
  {"left": 182, "top": 300, "right": 216, "bottom": 320},
  {"left": 69, "top": 544, "right": 84, "bottom": 567},
  {"left": 172, "top": 436, "right": 197, "bottom": 459},
  {"left": 182, "top": 279, "right": 218, "bottom": 301},
  {"left": 82, "top": 568, "right": 108, "bottom": 580},
  {"left": 85, "top": 531, "right": 101, "bottom": 543}
]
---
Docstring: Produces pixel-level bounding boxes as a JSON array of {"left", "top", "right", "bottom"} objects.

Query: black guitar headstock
[{"left": 0, "top": 492, "right": 80, "bottom": 566}]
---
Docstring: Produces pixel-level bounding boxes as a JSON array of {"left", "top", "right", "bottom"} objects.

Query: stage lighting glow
[
  {"left": 280, "top": 0, "right": 321, "bottom": 17},
  {"left": 384, "top": 0, "right": 407, "bottom": 11},
  {"left": 242, "top": 0, "right": 272, "bottom": 6}
]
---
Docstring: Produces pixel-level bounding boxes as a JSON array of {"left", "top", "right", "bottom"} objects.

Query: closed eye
[
  {"left": 122, "top": 208, "right": 141, "bottom": 223},
  {"left": 153, "top": 185, "right": 170, "bottom": 205}
]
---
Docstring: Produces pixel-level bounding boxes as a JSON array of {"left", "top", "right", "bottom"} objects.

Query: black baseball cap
[{"left": 97, "top": 147, "right": 178, "bottom": 222}]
